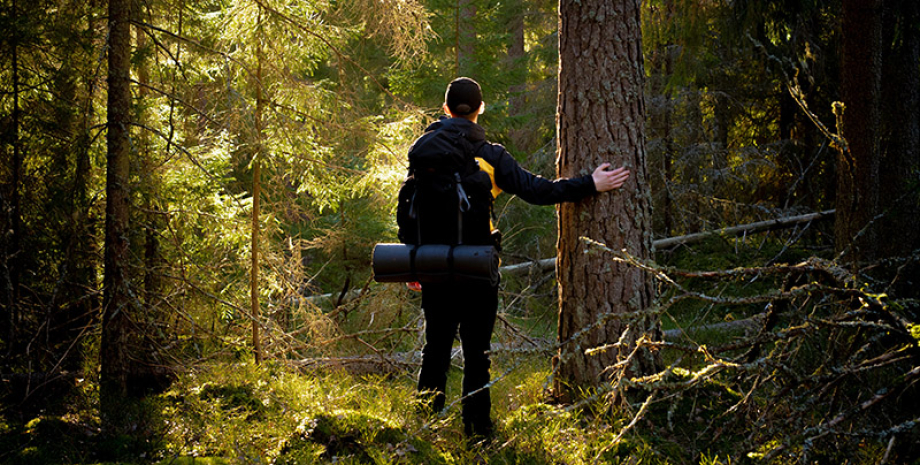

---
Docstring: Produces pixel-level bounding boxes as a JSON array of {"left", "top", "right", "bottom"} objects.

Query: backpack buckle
[{"left": 455, "top": 173, "right": 471, "bottom": 212}]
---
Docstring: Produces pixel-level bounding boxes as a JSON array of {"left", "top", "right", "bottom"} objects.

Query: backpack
[{"left": 396, "top": 126, "right": 495, "bottom": 247}]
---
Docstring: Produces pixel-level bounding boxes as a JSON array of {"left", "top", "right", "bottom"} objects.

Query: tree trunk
[
  {"left": 836, "top": 0, "right": 882, "bottom": 263},
  {"left": 100, "top": 0, "right": 133, "bottom": 418},
  {"left": 878, "top": 0, "right": 920, "bottom": 259},
  {"left": 554, "top": 0, "right": 659, "bottom": 395},
  {"left": 4, "top": 0, "right": 24, "bottom": 358},
  {"left": 251, "top": 6, "right": 265, "bottom": 364}
]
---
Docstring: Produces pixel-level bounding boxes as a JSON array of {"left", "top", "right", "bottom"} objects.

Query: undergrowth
[
  {"left": 2, "top": 236, "right": 917, "bottom": 464},
  {"left": 154, "top": 357, "right": 676, "bottom": 464},
  {"left": 0, "top": 354, "right": 688, "bottom": 464}
]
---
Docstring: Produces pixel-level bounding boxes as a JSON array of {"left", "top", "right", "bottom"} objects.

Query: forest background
[{"left": 1, "top": 0, "right": 919, "bottom": 463}]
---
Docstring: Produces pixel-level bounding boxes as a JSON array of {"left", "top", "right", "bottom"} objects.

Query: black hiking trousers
[{"left": 417, "top": 280, "right": 498, "bottom": 437}]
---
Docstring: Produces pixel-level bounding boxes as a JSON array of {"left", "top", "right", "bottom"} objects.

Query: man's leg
[
  {"left": 458, "top": 281, "right": 498, "bottom": 437},
  {"left": 417, "top": 283, "right": 459, "bottom": 414}
]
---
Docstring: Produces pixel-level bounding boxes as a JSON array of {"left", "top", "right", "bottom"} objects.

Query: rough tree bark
[
  {"left": 836, "top": 0, "right": 882, "bottom": 263},
  {"left": 554, "top": 0, "right": 659, "bottom": 394},
  {"left": 100, "top": 0, "right": 133, "bottom": 414}
]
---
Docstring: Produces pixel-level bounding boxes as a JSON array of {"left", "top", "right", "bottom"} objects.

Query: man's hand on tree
[{"left": 592, "top": 163, "right": 630, "bottom": 192}]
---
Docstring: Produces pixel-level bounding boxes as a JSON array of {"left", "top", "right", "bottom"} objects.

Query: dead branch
[
  {"left": 499, "top": 210, "right": 835, "bottom": 276},
  {"left": 654, "top": 210, "right": 835, "bottom": 249}
]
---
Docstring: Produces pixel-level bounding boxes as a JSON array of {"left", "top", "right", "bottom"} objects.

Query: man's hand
[{"left": 592, "top": 163, "right": 630, "bottom": 192}]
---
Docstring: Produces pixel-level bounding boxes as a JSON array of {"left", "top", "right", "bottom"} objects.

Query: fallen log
[
  {"left": 653, "top": 209, "right": 835, "bottom": 249},
  {"left": 500, "top": 209, "right": 835, "bottom": 276}
]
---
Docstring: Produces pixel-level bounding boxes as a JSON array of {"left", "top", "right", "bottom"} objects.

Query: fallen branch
[
  {"left": 653, "top": 210, "right": 835, "bottom": 249},
  {"left": 500, "top": 210, "right": 835, "bottom": 275}
]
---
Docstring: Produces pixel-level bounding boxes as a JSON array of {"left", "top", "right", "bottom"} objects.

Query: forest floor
[
  {"left": 1, "top": 352, "right": 726, "bottom": 465},
  {"left": 2, "top": 236, "right": 917, "bottom": 464}
]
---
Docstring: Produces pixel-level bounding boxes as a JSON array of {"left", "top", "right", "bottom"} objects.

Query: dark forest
[{"left": 1, "top": 0, "right": 918, "bottom": 463}]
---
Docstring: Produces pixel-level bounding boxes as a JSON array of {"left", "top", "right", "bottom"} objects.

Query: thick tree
[
  {"left": 836, "top": 0, "right": 882, "bottom": 263},
  {"left": 553, "top": 0, "right": 659, "bottom": 394},
  {"left": 879, "top": 0, "right": 920, "bottom": 259}
]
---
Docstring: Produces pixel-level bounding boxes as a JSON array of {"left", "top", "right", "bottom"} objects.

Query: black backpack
[{"left": 396, "top": 127, "right": 495, "bottom": 247}]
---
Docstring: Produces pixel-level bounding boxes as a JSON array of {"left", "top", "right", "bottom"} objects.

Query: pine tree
[
  {"left": 100, "top": 0, "right": 134, "bottom": 419},
  {"left": 836, "top": 0, "right": 882, "bottom": 263},
  {"left": 554, "top": 0, "right": 660, "bottom": 395}
]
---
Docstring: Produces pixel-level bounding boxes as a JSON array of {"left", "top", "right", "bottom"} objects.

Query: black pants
[{"left": 417, "top": 280, "right": 498, "bottom": 437}]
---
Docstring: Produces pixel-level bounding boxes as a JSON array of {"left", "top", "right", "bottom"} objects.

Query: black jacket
[{"left": 421, "top": 117, "right": 596, "bottom": 206}]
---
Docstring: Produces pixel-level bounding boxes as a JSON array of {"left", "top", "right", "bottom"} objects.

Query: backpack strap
[
  {"left": 453, "top": 139, "right": 481, "bottom": 245},
  {"left": 410, "top": 188, "right": 421, "bottom": 246},
  {"left": 454, "top": 172, "right": 471, "bottom": 244},
  {"left": 459, "top": 138, "right": 487, "bottom": 175}
]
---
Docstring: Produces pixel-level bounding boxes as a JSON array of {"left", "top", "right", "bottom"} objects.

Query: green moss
[
  {"left": 276, "top": 410, "right": 410, "bottom": 464},
  {"left": 198, "top": 382, "right": 267, "bottom": 416}
]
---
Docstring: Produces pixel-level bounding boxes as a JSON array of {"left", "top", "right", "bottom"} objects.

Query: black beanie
[{"left": 445, "top": 77, "right": 482, "bottom": 116}]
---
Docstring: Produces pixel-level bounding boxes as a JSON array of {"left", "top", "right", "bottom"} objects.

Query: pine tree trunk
[
  {"left": 101, "top": 0, "right": 133, "bottom": 415},
  {"left": 879, "top": 0, "right": 920, "bottom": 259},
  {"left": 836, "top": 0, "right": 882, "bottom": 263},
  {"left": 251, "top": 7, "right": 265, "bottom": 364},
  {"left": 554, "top": 0, "right": 659, "bottom": 395},
  {"left": 4, "top": 0, "right": 24, "bottom": 357}
]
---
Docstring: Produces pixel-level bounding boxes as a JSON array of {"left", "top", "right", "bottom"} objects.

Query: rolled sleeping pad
[{"left": 372, "top": 243, "right": 499, "bottom": 286}]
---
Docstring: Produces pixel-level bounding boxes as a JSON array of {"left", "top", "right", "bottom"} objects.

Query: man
[{"left": 413, "top": 77, "right": 630, "bottom": 439}]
